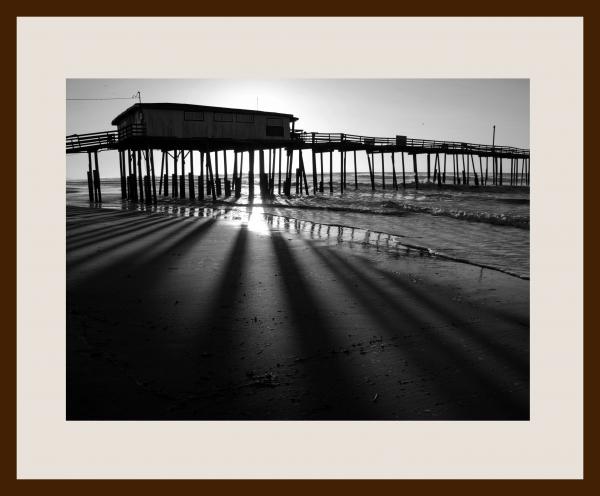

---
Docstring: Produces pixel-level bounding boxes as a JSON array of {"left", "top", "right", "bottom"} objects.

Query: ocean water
[{"left": 66, "top": 172, "right": 529, "bottom": 279}]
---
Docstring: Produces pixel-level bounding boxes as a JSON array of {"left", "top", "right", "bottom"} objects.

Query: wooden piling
[
  {"left": 268, "top": 149, "right": 272, "bottom": 191},
  {"left": 206, "top": 156, "right": 212, "bottom": 197},
  {"left": 93, "top": 150, "right": 102, "bottom": 203},
  {"left": 180, "top": 150, "right": 186, "bottom": 199},
  {"left": 412, "top": 153, "right": 419, "bottom": 189},
  {"left": 150, "top": 149, "right": 157, "bottom": 204},
  {"left": 452, "top": 154, "right": 457, "bottom": 184},
  {"left": 158, "top": 151, "right": 165, "bottom": 195},
  {"left": 144, "top": 149, "right": 151, "bottom": 204},
  {"left": 470, "top": 154, "right": 479, "bottom": 186},
  {"left": 510, "top": 158, "right": 514, "bottom": 186},
  {"left": 354, "top": 150, "right": 358, "bottom": 190},
  {"left": 86, "top": 152, "right": 94, "bottom": 202},
  {"left": 189, "top": 150, "right": 195, "bottom": 200},
  {"left": 381, "top": 151, "right": 386, "bottom": 190},
  {"left": 259, "top": 149, "right": 266, "bottom": 196},
  {"left": 248, "top": 149, "right": 255, "bottom": 198},
  {"left": 277, "top": 148, "right": 282, "bottom": 195},
  {"left": 340, "top": 151, "right": 345, "bottom": 194},
  {"left": 223, "top": 150, "right": 229, "bottom": 197},
  {"left": 172, "top": 150, "right": 178, "bottom": 198},
  {"left": 233, "top": 152, "right": 239, "bottom": 198},
  {"left": 329, "top": 150, "right": 334, "bottom": 193},
  {"left": 401, "top": 152, "right": 406, "bottom": 188},
  {"left": 232, "top": 151, "right": 238, "bottom": 187},
  {"left": 311, "top": 144, "right": 318, "bottom": 194},
  {"left": 205, "top": 147, "right": 217, "bottom": 201},
  {"left": 341, "top": 134, "right": 346, "bottom": 189},
  {"left": 319, "top": 152, "right": 324, "bottom": 192},
  {"left": 427, "top": 153, "right": 431, "bottom": 182},
  {"left": 134, "top": 150, "right": 142, "bottom": 201},
  {"left": 285, "top": 149, "right": 291, "bottom": 189},
  {"left": 511, "top": 158, "right": 515, "bottom": 185},
  {"left": 284, "top": 149, "right": 291, "bottom": 197},
  {"left": 214, "top": 151, "right": 221, "bottom": 196},
  {"left": 238, "top": 151, "right": 244, "bottom": 197},
  {"left": 520, "top": 157, "right": 525, "bottom": 186},
  {"left": 391, "top": 152, "right": 398, "bottom": 190},
  {"left": 144, "top": 175, "right": 152, "bottom": 204},
  {"left": 128, "top": 149, "right": 136, "bottom": 201},
  {"left": 342, "top": 151, "right": 347, "bottom": 190},
  {"left": 443, "top": 153, "right": 447, "bottom": 184},
  {"left": 198, "top": 150, "right": 205, "bottom": 201},
  {"left": 164, "top": 151, "right": 169, "bottom": 197},
  {"left": 119, "top": 150, "right": 126, "bottom": 199},
  {"left": 270, "top": 148, "right": 276, "bottom": 195},
  {"left": 125, "top": 150, "right": 131, "bottom": 200},
  {"left": 299, "top": 149, "right": 309, "bottom": 195},
  {"left": 172, "top": 171, "right": 178, "bottom": 198},
  {"left": 366, "top": 151, "right": 375, "bottom": 190},
  {"left": 479, "top": 155, "right": 484, "bottom": 186}
]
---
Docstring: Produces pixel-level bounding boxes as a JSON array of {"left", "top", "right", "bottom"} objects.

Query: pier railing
[
  {"left": 66, "top": 124, "right": 146, "bottom": 153},
  {"left": 117, "top": 123, "right": 147, "bottom": 141},
  {"left": 66, "top": 130, "right": 119, "bottom": 153},
  {"left": 66, "top": 127, "right": 529, "bottom": 160},
  {"left": 292, "top": 131, "right": 529, "bottom": 157}
]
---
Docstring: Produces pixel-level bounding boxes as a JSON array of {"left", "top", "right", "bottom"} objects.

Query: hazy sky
[{"left": 66, "top": 79, "right": 529, "bottom": 179}]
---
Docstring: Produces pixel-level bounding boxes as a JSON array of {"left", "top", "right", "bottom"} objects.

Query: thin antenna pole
[{"left": 492, "top": 125, "right": 497, "bottom": 186}]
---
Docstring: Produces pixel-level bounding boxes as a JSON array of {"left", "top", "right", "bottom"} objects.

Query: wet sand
[{"left": 66, "top": 205, "right": 529, "bottom": 420}]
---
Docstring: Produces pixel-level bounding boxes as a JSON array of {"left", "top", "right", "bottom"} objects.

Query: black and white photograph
[{"left": 66, "top": 78, "right": 530, "bottom": 421}]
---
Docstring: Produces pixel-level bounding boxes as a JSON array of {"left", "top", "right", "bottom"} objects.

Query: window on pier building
[
  {"left": 214, "top": 112, "right": 234, "bottom": 122},
  {"left": 236, "top": 113, "right": 255, "bottom": 123},
  {"left": 184, "top": 111, "right": 204, "bottom": 121},
  {"left": 266, "top": 117, "right": 284, "bottom": 137}
]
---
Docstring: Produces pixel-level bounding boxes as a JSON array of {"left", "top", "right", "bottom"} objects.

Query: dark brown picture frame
[{"left": 4, "top": 5, "right": 593, "bottom": 491}]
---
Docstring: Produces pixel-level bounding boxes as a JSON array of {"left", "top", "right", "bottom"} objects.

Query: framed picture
[{"left": 15, "top": 15, "right": 584, "bottom": 481}]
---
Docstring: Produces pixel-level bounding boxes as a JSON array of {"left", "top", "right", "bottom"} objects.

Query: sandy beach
[{"left": 67, "top": 204, "right": 529, "bottom": 420}]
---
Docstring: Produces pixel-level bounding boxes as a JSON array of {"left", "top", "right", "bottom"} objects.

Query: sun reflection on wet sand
[{"left": 246, "top": 204, "right": 271, "bottom": 235}]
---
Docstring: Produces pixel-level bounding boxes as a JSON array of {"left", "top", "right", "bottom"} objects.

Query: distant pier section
[{"left": 66, "top": 102, "right": 530, "bottom": 204}]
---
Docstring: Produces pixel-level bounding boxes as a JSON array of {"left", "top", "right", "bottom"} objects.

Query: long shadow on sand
[
  {"left": 303, "top": 240, "right": 529, "bottom": 420},
  {"left": 67, "top": 210, "right": 220, "bottom": 419},
  {"left": 67, "top": 213, "right": 216, "bottom": 282},
  {"left": 269, "top": 231, "right": 373, "bottom": 419},
  {"left": 354, "top": 257, "right": 529, "bottom": 377},
  {"left": 167, "top": 226, "right": 254, "bottom": 419},
  {"left": 67, "top": 215, "right": 176, "bottom": 252}
]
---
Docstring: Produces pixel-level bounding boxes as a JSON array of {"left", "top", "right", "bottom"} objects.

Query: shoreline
[{"left": 67, "top": 196, "right": 530, "bottom": 279}]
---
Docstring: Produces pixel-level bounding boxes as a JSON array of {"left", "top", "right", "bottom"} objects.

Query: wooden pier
[{"left": 66, "top": 126, "right": 530, "bottom": 204}]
